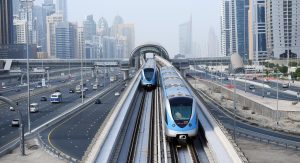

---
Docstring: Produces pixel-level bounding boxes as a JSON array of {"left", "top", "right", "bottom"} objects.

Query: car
[
  {"left": 40, "top": 96, "right": 47, "bottom": 101},
  {"left": 249, "top": 85, "right": 255, "bottom": 90},
  {"left": 114, "top": 92, "right": 120, "bottom": 96},
  {"left": 121, "top": 87, "right": 125, "bottom": 92},
  {"left": 55, "top": 89, "right": 60, "bottom": 92},
  {"left": 29, "top": 103, "right": 39, "bottom": 113},
  {"left": 282, "top": 83, "right": 289, "bottom": 88},
  {"left": 99, "top": 83, "right": 104, "bottom": 87},
  {"left": 36, "top": 85, "right": 42, "bottom": 88},
  {"left": 95, "top": 99, "right": 102, "bottom": 104},
  {"left": 91, "top": 83, "right": 94, "bottom": 86},
  {"left": 80, "top": 94, "right": 86, "bottom": 98},
  {"left": 11, "top": 119, "right": 20, "bottom": 127},
  {"left": 69, "top": 89, "right": 75, "bottom": 93},
  {"left": 252, "top": 77, "right": 257, "bottom": 80},
  {"left": 92, "top": 85, "right": 98, "bottom": 90},
  {"left": 15, "top": 88, "right": 21, "bottom": 92},
  {"left": 10, "top": 106, "right": 15, "bottom": 111},
  {"left": 84, "top": 87, "right": 88, "bottom": 91},
  {"left": 29, "top": 88, "right": 34, "bottom": 91}
]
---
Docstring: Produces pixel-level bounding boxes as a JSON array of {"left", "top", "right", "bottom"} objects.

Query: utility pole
[{"left": 25, "top": 0, "right": 31, "bottom": 133}]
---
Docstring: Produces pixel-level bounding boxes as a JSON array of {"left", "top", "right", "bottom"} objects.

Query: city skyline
[{"left": 34, "top": 0, "right": 220, "bottom": 57}]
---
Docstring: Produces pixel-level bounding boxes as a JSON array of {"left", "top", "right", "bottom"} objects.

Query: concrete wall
[{"left": 198, "top": 79, "right": 300, "bottom": 121}]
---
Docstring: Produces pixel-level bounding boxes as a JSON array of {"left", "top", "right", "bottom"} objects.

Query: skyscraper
[
  {"left": 77, "top": 26, "right": 85, "bottom": 59},
  {"left": 56, "top": 0, "right": 67, "bottom": 21},
  {"left": 266, "top": 0, "right": 300, "bottom": 59},
  {"left": 13, "top": 18, "right": 27, "bottom": 44},
  {"left": 179, "top": 17, "right": 192, "bottom": 58},
  {"left": 12, "top": 0, "right": 20, "bottom": 16},
  {"left": 0, "top": 0, "right": 14, "bottom": 44},
  {"left": 83, "top": 15, "right": 96, "bottom": 41},
  {"left": 19, "top": 0, "right": 36, "bottom": 44},
  {"left": 248, "top": 0, "right": 268, "bottom": 62},
  {"left": 103, "top": 36, "right": 116, "bottom": 59},
  {"left": 116, "top": 24, "right": 135, "bottom": 58},
  {"left": 41, "top": 0, "right": 55, "bottom": 52},
  {"left": 221, "top": 0, "right": 249, "bottom": 60},
  {"left": 97, "top": 17, "right": 109, "bottom": 36},
  {"left": 55, "top": 22, "right": 77, "bottom": 59},
  {"left": 46, "top": 12, "right": 63, "bottom": 58}
]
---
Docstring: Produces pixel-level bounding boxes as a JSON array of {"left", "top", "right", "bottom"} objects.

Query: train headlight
[
  {"left": 172, "top": 124, "right": 175, "bottom": 127},
  {"left": 188, "top": 123, "right": 192, "bottom": 127}
]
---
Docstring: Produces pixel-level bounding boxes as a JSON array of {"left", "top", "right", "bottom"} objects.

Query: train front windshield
[
  {"left": 170, "top": 97, "right": 193, "bottom": 127},
  {"left": 144, "top": 68, "right": 154, "bottom": 81}
]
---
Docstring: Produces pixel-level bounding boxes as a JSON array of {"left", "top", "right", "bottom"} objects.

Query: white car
[
  {"left": 11, "top": 119, "right": 20, "bottom": 127},
  {"left": 29, "top": 103, "right": 39, "bottom": 113},
  {"left": 282, "top": 83, "right": 289, "bottom": 88},
  {"left": 114, "top": 92, "right": 120, "bottom": 96},
  {"left": 29, "top": 88, "right": 34, "bottom": 91},
  {"left": 10, "top": 106, "right": 15, "bottom": 111}
]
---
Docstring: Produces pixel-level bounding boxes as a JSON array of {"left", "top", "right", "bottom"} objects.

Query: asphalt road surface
[
  {"left": 0, "top": 75, "right": 114, "bottom": 148},
  {"left": 40, "top": 82, "right": 125, "bottom": 160}
]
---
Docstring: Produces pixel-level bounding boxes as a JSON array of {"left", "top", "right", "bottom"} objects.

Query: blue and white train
[
  {"left": 141, "top": 59, "right": 157, "bottom": 90},
  {"left": 160, "top": 66, "right": 198, "bottom": 142}
]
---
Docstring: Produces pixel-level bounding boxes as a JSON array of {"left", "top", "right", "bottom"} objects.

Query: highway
[
  {"left": 0, "top": 74, "right": 114, "bottom": 149},
  {"left": 40, "top": 82, "right": 125, "bottom": 160},
  {"left": 189, "top": 70, "right": 298, "bottom": 101}
]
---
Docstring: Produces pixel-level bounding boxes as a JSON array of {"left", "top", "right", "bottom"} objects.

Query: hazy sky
[{"left": 35, "top": 0, "right": 220, "bottom": 57}]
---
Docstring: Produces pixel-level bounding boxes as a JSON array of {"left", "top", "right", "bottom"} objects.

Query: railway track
[{"left": 169, "top": 143, "right": 200, "bottom": 163}]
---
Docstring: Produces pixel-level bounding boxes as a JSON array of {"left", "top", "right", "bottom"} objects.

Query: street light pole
[
  {"left": 233, "top": 75, "right": 237, "bottom": 140},
  {"left": 81, "top": 52, "right": 84, "bottom": 103},
  {"left": 25, "top": 0, "right": 31, "bottom": 133},
  {"left": 276, "top": 69, "right": 279, "bottom": 125}
]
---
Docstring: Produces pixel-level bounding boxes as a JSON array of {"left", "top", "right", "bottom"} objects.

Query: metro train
[
  {"left": 160, "top": 66, "right": 198, "bottom": 142},
  {"left": 140, "top": 59, "right": 157, "bottom": 90}
]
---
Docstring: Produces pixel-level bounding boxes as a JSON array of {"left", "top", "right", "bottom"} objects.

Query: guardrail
[
  {"left": 156, "top": 56, "right": 243, "bottom": 163},
  {"left": 38, "top": 135, "right": 79, "bottom": 163},
  {"left": 0, "top": 81, "right": 120, "bottom": 158},
  {"left": 82, "top": 69, "right": 142, "bottom": 163}
]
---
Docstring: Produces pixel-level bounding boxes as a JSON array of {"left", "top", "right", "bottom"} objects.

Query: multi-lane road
[
  {"left": 190, "top": 70, "right": 298, "bottom": 101},
  {"left": 0, "top": 73, "right": 115, "bottom": 149},
  {"left": 40, "top": 83, "right": 125, "bottom": 160}
]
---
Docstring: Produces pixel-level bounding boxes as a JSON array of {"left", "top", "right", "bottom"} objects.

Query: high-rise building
[
  {"left": 220, "top": 0, "right": 249, "bottom": 60},
  {"left": 220, "top": 0, "right": 232, "bottom": 57},
  {"left": 55, "top": 22, "right": 77, "bottom": 59},
  {"left": 12, "top": 0, "right": 20, "bottom": 16},
  {"left": 33, "top": 5, "right": 43, "bottom": 47},
  {"left": 0, "top": 0, "right": 14, "bottom": 44},
  {"left": 77, "top": 26, "right": 85, "bottom": 59},
  {"left": 179, "top": 17, "right": 192, "bottom": 58},
  {"left": 248, "top": 0, "right": 268, "bottom": 62},
  {"left": 116, "top": 24, "right": 135, "bottom": 58},
  {"left": 13, "top": 18, "right": 27, "bottom": 44},
  {"left": 266, "top": 0, "right": 300, "bottom": 59},
  {"left": 19, "top": 0, "right": 35, "bottom": 44},
  {"left": 41, "top": 0, "right": 55, "bottom": 52},
  {"left": 46, "top": 12, "right": 63, "bottom": 58},
  {"left": 97, "top": 17, "right": 109, "bottom": 36},
  {"left": 56, "top": 0, "right": 67, "bottom": 21},
  {"left": 83, "top": 15, "right": 96, "bottom": 41},
  {"left": 103, "top": 36, "right": 116, "bottom": 59}
]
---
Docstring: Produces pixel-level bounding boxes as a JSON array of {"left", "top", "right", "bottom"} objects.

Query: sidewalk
[{"left": 0, "top": 139, "right": 64, "bottom": 163}]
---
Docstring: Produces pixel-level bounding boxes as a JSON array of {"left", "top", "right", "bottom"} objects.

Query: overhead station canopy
[{"left": 130, "top": 43, "right": 170, "bottom": 68}]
